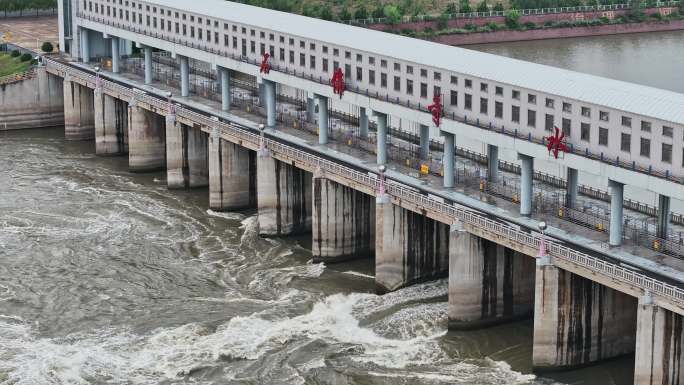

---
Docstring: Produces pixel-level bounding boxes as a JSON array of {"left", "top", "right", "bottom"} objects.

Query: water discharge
[{"left": 0, "top": 129, "right": 632, "bottom": 384}]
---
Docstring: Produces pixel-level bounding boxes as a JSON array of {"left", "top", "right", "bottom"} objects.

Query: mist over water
[{"left": 0, "top": 128, "right": 632, "bottom": 384}]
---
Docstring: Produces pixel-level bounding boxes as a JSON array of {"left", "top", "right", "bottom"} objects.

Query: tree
[
  {"left": 493, "top": 2, "right": 505, "bottom": 11},
  {"left": 41, "top": 41, "right": 53, "bottom": 52},
  {"left": 445, "top": 2, "right": 458, "bottom": 14},
  {"left": 505, "top": 9, "right": 521, "bottom": 28},
  {"left": 337, "top": 7, "right": 352, "bottom": 21},
  {"left": 383, "top": 5, "right": 402, "bottom": 24},
  {"left": 477, "top": 0, "right": 489, "bottom": 12},
  {"left": 460, "top": 0, "right": 473, "bottom": 13},
  {"left": 319, "top": 4, "right": 333, "bottom": 20},
  {"left": 353, "top": 6, "right": 368, "bottom": 20},
  {"left": 372, "top": 4, "right": 385, "bottom": 19}
]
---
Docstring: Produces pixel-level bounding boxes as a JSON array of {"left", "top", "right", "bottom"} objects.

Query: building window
[
  {"left": 300, "top": 53, "right": 305, "bottom": 67},
  {"left": 622, "top": 116, "right": 632, "bottom": 127},
  {"left": 528, "top": 109, "right": 536, "bottom": 128},
  {"left": 512, "top": 105, "right": 520, "bottom": 123},
  {"left": 434, "top": 72, "right": 441, "bottom": 81},
  {"left": 356, "top": 54, "right": 362, "bottom": 62},
  {"left": 406, "top": 65, "right": 413, "bottom": 74},
  {"left": 663, "top": 126, "right": 673, "bottom": 137},
  {"left": 368, "top": 69, "right": 375, "bottom": 84},
  {"left": 481, "top": 83, "right": 488, "bottom": 93},
  {"left": 562, "top": 102, "right": 571, "bottom": 113},
  {"left": 381, "top": 59, "right": 387, "bottom": 68},
  {"left": 581, "top": 107, "right": 591, "bottom": 118},
  {"left": 289, "top": 50, "right": 294, "bottom": 64},
  {"left": 662, "top": 143, "right": 672, "bottom": 163},
  {"left": 433, "top": 86, "right": 441, "bottom": 98},
  {"left": 545, "top": 114, "right": 554, "bottom": 131},
  {"left": 333, "top": 48, "right": 339, "bottom": 56},
  {"left": 621, "top": 133, "right": 631, "bottom": 152},
  {"left": 528, "top": 94, "right": 536, "bottom": 104},
  {"left": 450, "top": 90, "right": 458, "bottom": 106},
  {"left": 322, "top": 45, "right": 328, "bottom": 53},
  {"left": 310, "top": 55, "right": 316, "bottom": 69},
  {"left": 465, "top": 94, "right": 472, "bottom": 110},
  {"left": 345, "top": 64, "right": 351, "bottom": 80},
  {"left": 495, "top": 86, "right": 503, "bottom": 96},
  {"left": 394, "top": 62, "right": 401, "bottom": 71},
  {"left": 450, "top": 76, "right": 458, "bottom": 85},
  {"left": 345, "top": 51, "right": 351, "bottom": 59},
  {"left": 381, "top": 73, "right": 387, "bottom": 88},
  {"left": 421, "top": 83, "right": 428, "bottom": 98},
  {"left": 368, "top": 56, "right": 374, "bottom": 65},
  {"left": 581, "top": 123, "right": 590, "bottom": 141},
  {"left": 495, "top": 101, "right": 503, "bottom": 118},
  {"left": 394, "top": 76, "right": 401, "bottom": 91},
  {"left": 322, "top": 58, "right": 328, "bottom": 71},
  {"left": 511, "top": 90, "right": 519, "bottom": 100},
  {"left": 562, "top": 118, "right": 571, "bottom": 137},
  {"left": 480, "top": 98, "right": 488, "bottom": 115},
  {"left": 465, "top": 79, "right": 472, "bottom": 88},
  {"left": 407, "top": 79, "right": 413, "bottom": 95},
  {"left": 641, "top": 120, "right": 651, "bottom": 132},
  {"left": 640, "top": 137, "right": 651, "bottom": 158},
  {"left": 356, "top": 66, "right": 362, "bottom": 81},
  {"left": 420, "top": 68, "right": 427, "bottom": 77},
  {"left": 600, "top": 111, "right": 609, "bottom": 122},
  {"left": 599, "top": 127, "right": 608, "bottom": 146},
  {"left": 545, "top": 98, "right": 554, "bottom": 108}
]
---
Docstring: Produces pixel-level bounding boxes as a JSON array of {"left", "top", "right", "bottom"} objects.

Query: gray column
[
  {"left": 187, "top": 127, "right": 209, "bottom": 187},
  {"left": 419, "top": 124, "right": 430, "bottom": 161},
  {"left": 609, "top": 179, "right": 624, "bottom": 247},
  {"left": 258, "top": 83, "right": 266, "bottom": 107},
  {"left": 316, "top": 94, "right": 328, "bottom": 145},
  {"left": 306, "top": 96, "right": 315, "bottom": 123},
  {"left": 209, "top": 135, "right": 257, "bottom": 211},
  {"left": 80, "top": 27, "right": 90, "bottom": 63},
  {"left": 487, "top": 144, "right": 499, "bottom": 184},
  {"left": 179, "top": 55, "right": 189, "bottom": 97},
  {"left": 165, "top": 116, "right": 187, "bottom": 189},
  {"left": 128, "top": 100, "right": 166, "bottom": 172},
  {"left": 359, "top": 107, "right": 369, "bottom": 139},
  {"left": 565, "top": 167, "right": 579, "bottom": 209},
  {"left": 220, "top": 67, "right": 231, "bottom": 112},
  {"left": 443, "top": 132, "right": 455, "bottom": 188},
  {"left": 375, "top": 111, "right": 388, "bottom": 165},
  {"left": 263, "top": 80, "right": 276, "bottom": 128},
  {"left": 95, "top": 91, "right": 128, "bottom": 155},
  {"left": 63, "top": 80, "right": 95, "bottom": 141},
  {"left": 111, "top": 37, "right": 120, "bottom": 73},
  {"left": 657, "top": 194, "right": 671, "bottom": 239},
  {"left": 519, "top": 154, "right": 533, "bottom": 216},
  {"left": 143, "top": 46, "right": 153, "bottom": 84}
]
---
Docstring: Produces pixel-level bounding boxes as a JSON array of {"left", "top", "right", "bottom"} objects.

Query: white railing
[{"left": 45, "top": 58, "right": 684, "bottom": 309}]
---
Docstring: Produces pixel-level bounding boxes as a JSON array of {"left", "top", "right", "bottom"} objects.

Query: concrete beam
[
  {"left": 448, "top": 224, "right": 535, "bottom": 329},
  {"left": 634, "top": 298, "right": 683, "bottom": 385},
  {"left": 127, "top": 101, "right": 166, "bottom": 172},
  {"left": 312, "top": 174, "right": 375, "bottom": 262},
  {"left": 532, "top": 264, "right": 637, "bottom": 371},
  {"left": 209, "top": 134, "right": 257, "bottom": 211}
]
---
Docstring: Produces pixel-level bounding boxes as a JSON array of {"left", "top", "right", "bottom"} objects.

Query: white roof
[{"left": 148, "top": 0, "right": 684, "bottom": 125}]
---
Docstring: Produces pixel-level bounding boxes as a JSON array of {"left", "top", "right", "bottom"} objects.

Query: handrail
[
  {"left": 45, "top": 58, "right": 684, "bottom": 308},
  {"left": 0, "top": 67, "right": 36, "bottom": 86}
]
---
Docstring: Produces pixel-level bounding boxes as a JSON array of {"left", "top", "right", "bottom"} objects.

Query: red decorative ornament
[
  {"left": 546, "top": 126, "right": 569, "bottom": 159},
  {"left": 259, "top": 53, "right": 271, "bottom": 74},
  {"left": 427, "top": 94, "right": 443, "bottom": 127},
  {"left": 331, "top": 68, "right": 345, "bottom": 98}
]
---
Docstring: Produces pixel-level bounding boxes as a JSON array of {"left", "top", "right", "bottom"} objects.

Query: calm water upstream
[{"left": 5, "top": 29, "right": 676, "bottom": 384}]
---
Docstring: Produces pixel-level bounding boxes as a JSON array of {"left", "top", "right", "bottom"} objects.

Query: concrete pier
[
  {"left": 312, "top": 174, "right": 375, "bottom": 262},
  {"left": 375, "top": 111, "right": 388, "bottom": 165},
  {"left": 94, "top": 90, "right": 128, "bottom": 155},
  {"left": 127, "top": 102, "right": 166, "bottom": 172},
  {"left": 306, "top": 96, "right": 315, "bottom": 123},
  {"left": 316, "top": 94, "right": 328, "bottom": 145},
  {"left": 209, "top": 136, "right": 257, "bottom": 210},
  {"left": 165, "top": 117, "right": 188, "bottom": 188},
  {"left": 657, "top": 194, "right": 671, "bottom": 239},
  {"left": 566, "top": 167, "right": 579, "bottom": 209},
  {"left": 0, "top": 67, "right": 64, "bottom": 130},
  {"left": 80, "top": 27, "right": 90, "bottom": 62},
  {"left": 448, "top": 224, "right": 535, "bottom": 329},
  {"left": 187, "top": 126, "right": 209, "bottom": 187},
  {"left": 143, "top": 46, "right": 153, "bottom": 84},
  {"left": 111, "top": 37, "right": 120, "bottom": 73},
  {"left": 359, "top": 107, "right": 369, "bottom": 139},
  {"left": 257, "top": 151, "right": 312, "bottom": 236},
  {"left": 179, "top": 55, "right": 189, "bottom": 97},
  {"left": 609, "top": 179, "right": 624, "bottom": 247},
  {"left": 533, "top": 263, "right": 637, "bottom": 370},
  {"left": 419, "top": 124, "right": 430, "bottom": 161},
  {"left": 263, "top": 80, "right": 277, "bottom": 128},
  {"left": 443, "top": 132, "right": 455, "bottom": 188},
  {"left": 63, "top": 78, "right": 95, "bottom": 140},
  {"left": 634, "top": 298, "right": 683, "bottom": 385},
  {"left": 519, "top": 154, "right": 534, "bottom": 216},
  {"left": 487, "top": 144, "right": 499, "bottom": 184},
  {"left": 220, "top": 67, "right": 231, "bottom": 111},
  {"left": 375, "top": 194, "right": 449, "bottom": 292}
]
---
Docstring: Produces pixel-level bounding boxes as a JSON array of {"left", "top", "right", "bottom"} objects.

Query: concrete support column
[
  {"left": 359, "top": 107, "right": 369, "bottom": 139},
  {"left": 657, "top": 194, "right": 671, "bottom": 239},
  {"left": 179, "top": 55, "right": 189, "bottom": 97},
  {"left": 128, "top": 101, "right": 166, "bottom": 172},
  {"left": 487, "top": 144, "right": 499, "bottom": 184},
  {"left": 634, "top": 298, "right": 683, "bottom": 385},
  {"left": 306, "top": 96, "right": 315, "bottom": 123},
  {"left": 63, "top": 79, "right": 95, "bottom": 141},
  {"left": 609, "top": 179, "right": 624, "bottom": 247},
  {"left": 519, "top": 154, "right": 534, "bottom": 216},
  {"left": 419, "top": 124, "right": 430, "bottom": 161},
  {"left": 316, "top": 94, "right": 328, "bottom": 145},
  {"left": 257, "top": 151, "right": 312, "bottom": 236},
  {"left": 375, "top": 111, "right": 388, "bottom": 165},
  {"left": 209, "top": 135, "right": 257, "bottom": 211},
  {"left": 94, "top": 90, "right": 128, "bottom": 155},
  {"left": 187, "top": 126, "right": 209, "bottom": 187},
  {"left": 312, "top": 174, "right": 375, "bottom": 262},
  {"left": 258, "top": 83, "right": 266, "bottom": 107},
  {"left": 375, "top": 195, "right": 449, "bottom": 293},
  {"left": 111, "top": 37, "right": 120, "bottom": 74},
  {"left": 220, "top": 67, "right": 231, "bottom": 112},
  {"left": 263, "top": 79, "right": 276, "bottom": 128},
  {"left": 443, "top": 132, "right": 455, "bottom": 188},
  {"left": 143, "top": 46, "right": 153, "bottom": 84},
  {"left": 165, "top": 116, "right": 187, "bottom": 189},
  {"left": 80, "top": 27, "right": 89, "bottom": 63},
  {"left": 448, "top": 223, "right": 535, "bottom": 329},
  {"left": 566, "top": 167, "right": 579, "bottom": 209},
  {"left": 532, "top": 262, "right": 637, "bottom": 371}
]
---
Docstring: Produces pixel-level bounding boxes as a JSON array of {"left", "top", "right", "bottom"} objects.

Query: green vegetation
[
  {"left": 0, "top": 52, "right": 32, "bottom": 77},
  {"left": 41, "top": 41, "right": 53, "bottom": 53},
  {"left": 0, "top": 0, "right": 57, "bottom": 16}
]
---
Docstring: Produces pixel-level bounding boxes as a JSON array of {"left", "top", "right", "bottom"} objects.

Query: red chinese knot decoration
[
  {"left": 331, "top": 68, "right": 345, "bottom": 98},
  {"left": 427, "top": 94, "right": 443, "bottom": 127},
  {"left": 547, "top": 126, "right": 569, "bottom": 159},
  {"left": 259, "top": 53, "right": 271, "bottom": 74}
]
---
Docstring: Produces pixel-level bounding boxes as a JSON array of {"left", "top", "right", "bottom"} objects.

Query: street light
[
  {"left": 166, "top": 91, "right": 174, "bottom": 115},
  {"left": 378, "top": 164, "right": 387, "bottom": 196},
  {"left": 259, "top": 123, "right": 266, "bottom": 151},
  {"left": 94, "top": 65, "right": 102, "bottom": 89},
  {"left": 538, "top": 221, "right": 548, "bottom": 261}
]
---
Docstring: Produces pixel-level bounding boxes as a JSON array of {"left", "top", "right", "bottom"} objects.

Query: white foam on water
[
  {"left": 341, "top": 270, "right": 375, "bottom": 279},
  {"left": 205, "top": 209, "right": 245, "bottom": 222}
]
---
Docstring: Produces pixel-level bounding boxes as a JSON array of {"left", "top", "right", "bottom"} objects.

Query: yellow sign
[
  {"left": 420, "top": 164, "right": 429, "bottom": 175},
  {"left": 653, "top": 239, "right": 661, "bottom": 251},
  {"left": 1, "top": 32, "right": 12, "bottom": 43},
  {"left": 558, "top": 208, "right": 564, "bottom": 218}
]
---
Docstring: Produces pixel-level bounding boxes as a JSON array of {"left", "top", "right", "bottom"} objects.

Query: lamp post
[
  {"left": 538, "top": 221, "right": 549, "bottom": 264},
  {"left": 378, "top": 164, "right": 387, "bottom": 196},
  {"left": 94, "top": 65, "right": 102, "bottom": 89},
  {"left": 259, "top": 123, "right": 266, "bottom": 151},
  {"left": 166, "top": 91, "right": 174, "bottom": 115}
]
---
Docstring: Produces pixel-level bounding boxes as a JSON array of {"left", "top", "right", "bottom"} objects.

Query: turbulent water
[{"left": 0, "top": 128, "right": 633, "bottom": 385}]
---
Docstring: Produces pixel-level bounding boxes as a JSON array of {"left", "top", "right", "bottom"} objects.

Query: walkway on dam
[{"left": 68, "top": 56, "right": 684, "bottom": 283}]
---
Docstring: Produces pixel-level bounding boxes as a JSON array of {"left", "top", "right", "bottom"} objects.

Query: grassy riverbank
[{"left": 0, "top": 53, "right": 32, "bottom": 77}]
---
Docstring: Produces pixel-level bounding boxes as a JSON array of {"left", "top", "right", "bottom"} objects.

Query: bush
[
  {"left": 10, "top": 50, "right": 20, "bottom": 58},
  {"left": 20, "top": 53, "right": 32, "bottom": 62},
  {"left": 464, "top": 23, "right": 477, "bottom": 30},
  {"left": 505, "top": 9, "right": 521, "bottom": 28},
  {"left": 650, "top": 12, "right": 662, "bottom": 19},
  {"left": 544, "top": 20, "right": 554, "bottom": 26},
  {"left": 493, "top": 2, "right": 504, "bottom": 11},
  {"left": 41, "top": 41, "right": 53, "bottom": 53},
  {"left": 523, "top": 21, "right": 537, "bottom": 29},
  {"left": 599, "top": 16, "right": 610, "bottom": 23},
  {"left": 436, "top": 13, "right": 449, "bottom": 29},
  {"left": 486, "top": 21, "right": 504, "bottom": 30}
]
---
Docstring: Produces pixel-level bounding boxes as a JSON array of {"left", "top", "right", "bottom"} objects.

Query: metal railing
[
  {"left": 0, "top": 67, "right": 36, "bottom": 85},
  {"left": 45, "top": 57, "right": 684, "bottom": 308},
  {"left": 76, "top": 12, "right": 684, "bottom": 186}
]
